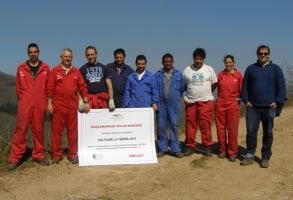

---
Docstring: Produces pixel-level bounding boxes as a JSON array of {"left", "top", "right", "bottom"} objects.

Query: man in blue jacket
[
  {"left": 123, "top": 55, "right": 158, "bottom": 110},
  {"left": 241, "top": 45, "right": 286, "bottom": 168},
  {"left": 155, "top": 53, "right": 185, "bottom": 158},
  {"left": 106, "top": 48, "right": 134, "bottom": 108}
]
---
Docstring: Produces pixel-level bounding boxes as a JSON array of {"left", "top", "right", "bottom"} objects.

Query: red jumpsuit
[
  {"left": 215, "top": 69, "right": 243, "bottom": 158},
  {"left": 46, "top": 65, "right": 88, "bottom": 161},
  {"left": 9, "top": 61, "right": 50, "bottom": 164}
]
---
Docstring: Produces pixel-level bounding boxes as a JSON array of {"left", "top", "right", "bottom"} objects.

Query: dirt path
[{"left": 1, "top": 107, "right": 293, "bottom": 200}]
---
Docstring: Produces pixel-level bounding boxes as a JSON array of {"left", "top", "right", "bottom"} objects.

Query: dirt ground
[{"left": 0, "top": 107, "right": 292, "bottom": 200}]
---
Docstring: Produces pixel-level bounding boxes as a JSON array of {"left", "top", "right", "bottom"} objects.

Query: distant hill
[{"left": 0, "top": 71, "right": 17, "bottom": 114}]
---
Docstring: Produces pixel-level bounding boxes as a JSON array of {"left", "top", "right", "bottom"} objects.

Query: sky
[{"left": 0, "top": 0, "right": 293, "bottom": 76}]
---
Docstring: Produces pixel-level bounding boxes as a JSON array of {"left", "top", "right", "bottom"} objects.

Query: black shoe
[
  {"left": 174, "top": 152, "right": 184, "bottom": 158},
  {"left": 204, "top": 147, "right": 212, "bottom": 157},
  {"left": 68, "top": 157, "right": 79, "bottom": 164},
  {"left": 7, "top": 162, "right": 19, "bottom": 171},
  {"left": 183, "top": 147, "right": 194, "bottom": 157},
  {"left": 35, "top": 158, "right": 50, "bottom": 166},
  {"left": 157, "top": 152, "right": 167, "bottom": 158},
  {"left": 260, "top": 159, "right": 269, "bottom": 168},
  {"left": 51, "top": 159, "right": 60, "bottom": 165}
]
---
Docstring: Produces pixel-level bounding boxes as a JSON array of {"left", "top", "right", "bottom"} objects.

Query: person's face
[
  {"left": 224, "top": 58, "right": 235, "bottom": 72},
  {"left": 162, "top": 57, "right": 173, "bottom": 72},
  {"left": 61, "top": 51, "right": 73, "bottom": 67},
  {"left": 86, "top": 49, "right": 97, "bottom": 65},
  {"left": 136, "top": 59, "right": 146, "bottom": 74},
  {"left": 257, "top": 48, "right": 270, "bottom": 64},
  {"left": 114, "top": 53, "right": 125, "bottom": 66},
  {"left": 28, "top": 47, "right": 39, "bottom": 63},
  {"left": 193, "top": 56, "right": 204, "bottom": 68}
]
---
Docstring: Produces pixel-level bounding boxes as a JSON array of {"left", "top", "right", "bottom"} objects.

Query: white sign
[{"left": 78, "top": 108, "right": 158, "bottom": 166}]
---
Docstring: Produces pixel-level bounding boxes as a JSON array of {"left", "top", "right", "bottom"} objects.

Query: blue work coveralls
[
  {"left": 123, "top": 70, "right": 158, "bottom": 108},
  {"left": 155, "top": 68, "right": 185, "bottom": 153}
]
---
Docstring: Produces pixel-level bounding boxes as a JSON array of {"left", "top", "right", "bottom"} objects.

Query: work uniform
[
  {"left": 106, "top": 62, "right": 133, "bottom": 108},
  {"left": 155, "top": 68, "right": 185, "bottom": 153},
  {"left": 123, "top": 70, "right": 158, "bottom": 108},
  {"left": 215, "top": 69, "right": 243, "bottom": 158},
  {"left": 47, "top": 64, "right": 88, "bottom": 161},
  {"left": 9, "top": 61, "right": 50, "bottom": 164},
  {"left": 183, "top": 64, "right": 217, "bottom": 149}
]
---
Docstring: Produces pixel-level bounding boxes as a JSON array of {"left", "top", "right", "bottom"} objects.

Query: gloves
[
  {"left": 109, "top": 99, "right": 115, "bottom": 112},
  {"left": 78, "top": 98, "right": 85, "bottom": 113}
]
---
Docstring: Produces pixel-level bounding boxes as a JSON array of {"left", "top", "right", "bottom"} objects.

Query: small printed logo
[
  {"left": 110, "top": 113, "right": 124, "bottom": 120},
  {"left": 56, "top": 73, "right": 62, "bottom": 80},
  {"left": 19, "top": 71, "right": 25, "bottom": 77}
]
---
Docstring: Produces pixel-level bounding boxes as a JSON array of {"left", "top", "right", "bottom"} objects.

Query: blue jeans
[{"left": 245, "top": 107, "right": 276, "bottom": 160}]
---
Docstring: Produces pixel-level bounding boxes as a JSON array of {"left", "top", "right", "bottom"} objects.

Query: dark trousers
[{"left": 246, "top": 107, "right": 276, "bottom": 160}]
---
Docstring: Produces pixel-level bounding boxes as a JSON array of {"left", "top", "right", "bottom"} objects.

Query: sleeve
[
  {"left": 77, "top": 70, "right": 89, "bottom": 100},
  {"left": 274, "top": 66, "right": 286, "bottom": 105},
  {"left": 180, "top": 72, "right": 186, "bottom": 97},
  {"left": 151, "top": 75, "right": 159, "bottom": 105},
  {"left": 237, "top": 72, "right": 243, "bottom": 97},
  {"left": 123, "top": 77, "right": 131, "bottom": 107},
  {"left": 46, "top": 69, "right": 56, "bottom": 99},
  {"left": 15, "top": 68, "right": 21, "bottom": 98},
  {"left": 104, "top": 65, "right": 111, "bottom": 79},
  {"left": 241, "top": 68, "right": 249, "bottom": 104}
]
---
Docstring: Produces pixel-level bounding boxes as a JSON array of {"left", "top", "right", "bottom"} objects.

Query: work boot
[
  {"left": 240, "top": 157, "right": 254, "bottom": 166},
  {"left": 204, "top": 147, "right": 212, "bottom": 157},
  {"left": 157, "top": 152, "right": 167, "bottom": 158},
  {"left": 35, "top": 158, "right": 50, "bottom": 166},
  {"left": 68, "top": 157, "right": 79, "bottom": 164},
  {"left": 260, "top": 159, "right": 269, "bottom": 168},
  {"left": 229, "top": 156, "right": 237, "bottom": 162},
  {"left": 183, "top": 147, "right": 194, "bottom": 157},
  {"left": 217, "top": 152, "right": 226, "bottom": 159},
  {"left": 174, "top": 152, "right": 184, "bottom": 158},
  {"left": 51, "top": 159, "right": 60, "bottom": 165},
  {"left": 7, "top": 162, "right": 19, "bottom": 171}
]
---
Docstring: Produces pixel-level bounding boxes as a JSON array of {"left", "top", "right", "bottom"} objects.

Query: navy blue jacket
[
  {"left": 106, "top": 62, "right": 134, "bottom": 108},
  {"left": 123, "top": 70, "right": 158, "bottom": 108},
  {"left": 155, "top": 68, "right": 185, "bottom": 112},
  {"left": 241, "top": 61, "right": 286, "bottom": 107}
]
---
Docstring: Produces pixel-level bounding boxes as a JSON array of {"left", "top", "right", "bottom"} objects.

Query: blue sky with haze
[{"left": 0, "top": 0, "right": 292, "bottom": 75}]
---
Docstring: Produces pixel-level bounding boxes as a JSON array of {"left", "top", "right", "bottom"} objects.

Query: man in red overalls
[
  {"left": 47, "top": 48, "right": 89, "bottom": 164},
  {"left": 8, "top": 43, "right": 50, "bottom": 170}
]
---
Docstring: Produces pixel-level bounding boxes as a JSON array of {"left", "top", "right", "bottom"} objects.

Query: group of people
[{"left": 7, "top": 43, "right": 286, "bottom": 170}]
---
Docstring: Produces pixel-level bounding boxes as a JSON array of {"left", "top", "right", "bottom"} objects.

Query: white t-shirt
[{"left": 183, "top": 64, "right": 217, "bottom": 103}]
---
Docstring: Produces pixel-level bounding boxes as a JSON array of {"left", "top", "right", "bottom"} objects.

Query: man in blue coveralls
[{"left": 155, "top": 53, "right": 185, "bottom": 158}]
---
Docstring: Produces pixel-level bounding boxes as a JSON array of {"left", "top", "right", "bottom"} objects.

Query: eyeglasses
[{"left": 258, "top": 52, "right": 269, "bottom": 56}]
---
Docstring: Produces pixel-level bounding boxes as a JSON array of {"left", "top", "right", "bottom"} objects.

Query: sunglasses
[{"left": 258, "top": 52, "right": 269, "bottom": 56}]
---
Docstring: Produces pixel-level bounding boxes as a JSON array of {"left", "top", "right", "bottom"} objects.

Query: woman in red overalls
[{"left": 215, "top": 55, "right": 243, "bottom": 162}]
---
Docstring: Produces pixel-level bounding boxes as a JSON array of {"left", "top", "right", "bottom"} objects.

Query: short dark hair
[
  {"left": 162, "top": 53, "right": 173, "bottom": 62},
  {"left": 223, "top": 55, "right": 235, "bottom": 63},
  {"left": 256, "top": 45, "right": 270, "bottom": 55},
  {"left": 135, "top": 54, "right": 147, "bottom": 64},
  {"left": 193, "top": 48, "right": 206, "bottom": 59},
  {"left": 85, "top": 46, "right": 97, "bottom": 55},
  {"left": 27, "top": 43, "right": 39, "bottom": 53},
  {"left": 114, "top": 48, "right": 126, "bottom": 57}
]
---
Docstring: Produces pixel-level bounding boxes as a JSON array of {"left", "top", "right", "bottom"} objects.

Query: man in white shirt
[{"left": 183, "top": 48, "right": 217, "bottom": 157}]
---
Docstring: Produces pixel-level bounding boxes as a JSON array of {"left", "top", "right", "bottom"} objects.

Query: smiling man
[
  {"left": 241, "top": 45, "right": 286, "bottom": 168},
  {"left": 182, "top": 48, "right": 217, "bottom": 157}
]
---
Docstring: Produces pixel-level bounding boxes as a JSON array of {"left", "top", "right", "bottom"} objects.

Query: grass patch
[{"left": 190, "top": 157, "right": 209, "bottom": 168}]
